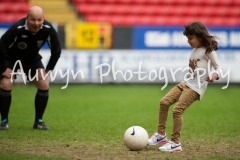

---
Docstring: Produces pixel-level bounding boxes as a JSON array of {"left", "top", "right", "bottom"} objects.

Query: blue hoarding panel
[{"left": 133, "top": 26, "right": 240, "bottom": 50}]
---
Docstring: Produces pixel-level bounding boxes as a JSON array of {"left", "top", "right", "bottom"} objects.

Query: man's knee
[
  {"left": 0, "top": 78, "right": 14, "bottom": 90},
  {"left": 34, "top": 80, "right": 49, "bottom": 90}
]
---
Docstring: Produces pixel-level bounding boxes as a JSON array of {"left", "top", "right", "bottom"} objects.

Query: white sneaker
[
  {"left": 148, "top": 132, "right": 168, "bottom": 145},
  {"left": 158, "top": 141, "right": 182, "bottom": 152}
]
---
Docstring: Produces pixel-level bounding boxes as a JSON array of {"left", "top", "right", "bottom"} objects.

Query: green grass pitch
[{"left": 0, "top": 84, "right": 239, "bottom": 160}]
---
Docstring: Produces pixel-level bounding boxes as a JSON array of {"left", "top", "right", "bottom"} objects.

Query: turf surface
[{"left": 0, "top": 84, "right": 239, "bottom": 159}]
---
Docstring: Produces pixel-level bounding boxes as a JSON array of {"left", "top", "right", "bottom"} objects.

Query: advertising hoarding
[
  {"left": 11, "top": 49, "right": 235, "bottom": 90},
  {"left": 133, "top": 26, "right": 240, "bottom": 50}
]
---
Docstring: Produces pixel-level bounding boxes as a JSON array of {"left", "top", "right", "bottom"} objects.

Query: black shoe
[
  {"left": 0, "top": 119, "right": 9, "bottom": 130},
  {"left": 33, "top": 119, "right": 50, "bottom": 130}
]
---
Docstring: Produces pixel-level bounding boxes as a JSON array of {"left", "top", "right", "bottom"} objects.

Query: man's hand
[
  {"left": 2, "top": 68, "right": 13, "bottom": 79},
  {"left": 206, "top": 73, "right": 219, "bottom": 83},
  {"left": 37, "top": 68, "right": 48, "bottom": 80}
]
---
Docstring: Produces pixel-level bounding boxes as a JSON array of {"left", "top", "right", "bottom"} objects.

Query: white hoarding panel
[{"left": 15, "top": 49, "right": 238, "bottom": 89}]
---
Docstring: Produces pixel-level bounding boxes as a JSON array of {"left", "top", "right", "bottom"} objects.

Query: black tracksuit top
[{"left": 0, "top": 18, "right": 61, "bottom": 73}]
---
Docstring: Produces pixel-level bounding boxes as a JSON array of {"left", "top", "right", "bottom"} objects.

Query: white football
[{"left": 123, "top": 126, "right": 149, "bottom": 151}]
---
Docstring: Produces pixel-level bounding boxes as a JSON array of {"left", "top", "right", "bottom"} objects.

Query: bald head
[
  {"left": 26, "top": 6, "right": 44, "bottom": 33},
  {"left": 28, "top": 6, "right": 44, "bottom": 17}
]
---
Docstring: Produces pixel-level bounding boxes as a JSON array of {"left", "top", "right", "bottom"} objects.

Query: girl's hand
[{"left": 206, "top": 73, "right": 219, "bottom": 83}]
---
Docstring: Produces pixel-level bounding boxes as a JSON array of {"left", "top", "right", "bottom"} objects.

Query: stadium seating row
[
  {"left": 85, "top": 15, "right": 240, "bottom": 26},
  {"left": 72, "top": 0, "right": 240, "bottom": 26},
  {"left": 77, "top": 4, "right": 240, "bottom": 17},
  {"left": 72, "top": 0, "right": 240, "bottom": 6},
  {"left": 0, "top": 3, "right": 30, "bottom": 13}
]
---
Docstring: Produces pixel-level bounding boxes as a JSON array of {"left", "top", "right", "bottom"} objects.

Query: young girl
[{"left": 148, "top": 22, "right": 222, "bottom": 152}]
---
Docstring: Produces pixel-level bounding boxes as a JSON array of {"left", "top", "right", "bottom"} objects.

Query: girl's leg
[
  {"left": 158, "top": 84, "right": 182, "bottom": 135},
  {"left": 171, "top": 84, "right": 199, "bottom": 143}
]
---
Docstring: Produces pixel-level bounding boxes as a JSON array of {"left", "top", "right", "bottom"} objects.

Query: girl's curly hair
[{"left": 183, "top": 21, "right": 218, "bottom": 54}]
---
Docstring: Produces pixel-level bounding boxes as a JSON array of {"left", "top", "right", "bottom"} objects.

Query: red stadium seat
[
  {"left": 0, "top": 3, "right": 8, "bottom": 13},
  {"left": 145, "top": 5, "right": 175, "bottom": 15},
  {"left": 77, "top": 4, "right": 98, "bottom": 14},
  {"left": 220, "top": 6, "right": 240, "bottom": 17},
  {"left": 202, "top": 0, "right": 235, "bottom": 6}
]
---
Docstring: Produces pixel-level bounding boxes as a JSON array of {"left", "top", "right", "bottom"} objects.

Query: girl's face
[{"left": 186, "top": 34, "right": 202, "bottom": 48}]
